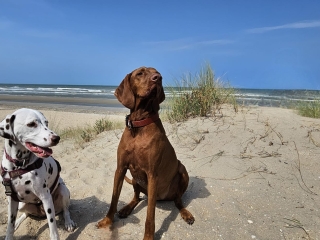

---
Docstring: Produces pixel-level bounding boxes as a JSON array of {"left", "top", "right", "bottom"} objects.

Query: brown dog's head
[{"left": 114, "top": 67, "right": 165, "bottom": 111}]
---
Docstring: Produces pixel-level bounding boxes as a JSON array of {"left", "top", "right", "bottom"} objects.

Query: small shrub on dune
[
  {"left": 94, "top": 118, "right": 113, "bottom": 134},
  {"left": 80, "top": 130, "right": 94, "bottom": 142},
  {"left": 166, "top": 63, "right": 238, "bottom": 122},
  {"left": 297, "top": 99, "right": 320, "bottom": 118},
  {"left": 59, "top": 118, "right": 121, "bottom": 146}
]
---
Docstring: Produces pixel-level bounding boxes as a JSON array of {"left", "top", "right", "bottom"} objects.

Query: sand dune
[{"left": 1, "top": 105, "right": 320, "bottom": 239}]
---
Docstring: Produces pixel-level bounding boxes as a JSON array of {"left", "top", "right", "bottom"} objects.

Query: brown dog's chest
[
  {"left": 121, "top": 129, "right": 165, "bottom": 166},
  {"left": 119, "top": 128, "right": 180, "bottom": 198},
  {"left": 125, "top": 143, "right": 151, "bottom": 190},
  {"left": 128, "top": 164, "right": 148, "bottom": 189}
]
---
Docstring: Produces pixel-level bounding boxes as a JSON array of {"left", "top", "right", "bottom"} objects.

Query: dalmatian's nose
[{"left": 51, "top": 135, "right": 60, "bottom": 145}]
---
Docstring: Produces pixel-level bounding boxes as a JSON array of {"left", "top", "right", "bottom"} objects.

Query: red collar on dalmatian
[
  {"left": 1, "top": 158, "right": 44, "bottom": 178},
  {"left": 2, "top": 148, "right": 39, "bottom": 179},
  {"left": 4, "top": 148, "right": 31, "bottom": 167}
]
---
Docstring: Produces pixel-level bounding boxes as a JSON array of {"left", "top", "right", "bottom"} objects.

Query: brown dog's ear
[
  {"left": 152, "top": 86, "right": 166, "bottom": 112},
  {"left": 114, "top": 73, "right": 135, "bottom": 109},
  {"left": 0, "top": 114, "right": 16, "bottom": 144},
  {"left": 158, "top": 86, "right": 165, "bottom": 104}
]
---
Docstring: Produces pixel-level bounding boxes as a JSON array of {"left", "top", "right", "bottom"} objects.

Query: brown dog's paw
[
  {"left": 96, "top": 217, "right": 113, "bottom": 229},
  {"left": 117, "top": 205, "right": 133, "bottom": 218},
  {"left": 185, "top": 215, "right": 195, "bottom": 225},
  {"left": 180, "top": 209, "right": 195, "bottom": 225}
]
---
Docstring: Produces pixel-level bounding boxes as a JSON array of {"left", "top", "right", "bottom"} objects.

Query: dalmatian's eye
[{"left": 27, "top": 121, "right": 37, "bottom": 128}]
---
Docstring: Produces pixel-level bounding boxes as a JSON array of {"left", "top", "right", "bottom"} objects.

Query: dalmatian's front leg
[
  {"left": 38, "top": 192, "right": 60, "bottom": 240},
  {"left": 5, "top": 197, "right": 19, "bottom": 240}
]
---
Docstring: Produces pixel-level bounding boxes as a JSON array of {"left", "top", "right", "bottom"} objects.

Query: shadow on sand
[
  {"left": 108, "top": 176, "right": 210, "bottom": 240},
  {"left": 0, "top": 176, "right": 209, "bottom": 240},
  {"left": 154, "top": 176, "right": 210, "bottom": 239},
  {"left": 0, "top": 196, "right": 114, "bottom": 240}
]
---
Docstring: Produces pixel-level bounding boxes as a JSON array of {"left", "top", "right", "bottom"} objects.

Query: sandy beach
[
  {"left": 1, "top": 102, "right": 320, "bottom": 239},
  {"left": 0, "top": 95, "right": 126, "bottom": 115}
]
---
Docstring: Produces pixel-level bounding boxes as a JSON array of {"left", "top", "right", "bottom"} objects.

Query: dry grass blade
[
  {"left": 193, "top": 151, "right": 225, "bottom": 169},
  {"left": 283, "top": 218, "right": 312, "bottom": 240},
  {"left": 257, "top": 150, "right": 282, "bottom": 158},
  {"left": 266, "top": 122, "right": 287, "bottom": 145},
  {"left": 204, "top": 165, "right": 276, "bottom": 181},
  {"left": 307, "top": 129, "right": 320, "bottom": 147},
  {"left": 292, "top": 141, "right": 317, "bottom": 195},
  {"left": 240, "top": 136, "right": 257, "bottom": 158}
]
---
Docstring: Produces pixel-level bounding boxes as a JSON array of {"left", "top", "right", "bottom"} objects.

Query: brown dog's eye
[
  {"left": 136, "top": 72, "right": 143, "bottom": 76},
  {"left": 27, "top": 122, "right": 37, "bottom": 128}
]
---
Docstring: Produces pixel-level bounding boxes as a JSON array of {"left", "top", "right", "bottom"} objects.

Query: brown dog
[{"left": 97, "top": 67, "right": 194, "bottom": 240}]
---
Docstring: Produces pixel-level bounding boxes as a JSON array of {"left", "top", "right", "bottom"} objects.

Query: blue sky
[{"left": 0, "top": 1, "right": 320, "bottom": 89}]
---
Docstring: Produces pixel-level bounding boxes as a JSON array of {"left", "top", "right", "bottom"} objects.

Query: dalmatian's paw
[{"left": 65, "top": 219, "right": 77, "bottom": 232}]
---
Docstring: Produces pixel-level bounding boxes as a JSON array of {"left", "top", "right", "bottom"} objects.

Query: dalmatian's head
[{"left": 0, "top": 108, "right": 60, "bottom": 158}]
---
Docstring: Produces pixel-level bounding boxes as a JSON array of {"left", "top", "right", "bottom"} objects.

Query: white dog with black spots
[{"left": 0, "top": 108, "right": 76, "bottom": 240}]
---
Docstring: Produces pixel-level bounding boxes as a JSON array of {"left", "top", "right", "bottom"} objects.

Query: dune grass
[
  {"left": 296, "top": 99, "right": 320, "bottom": 118},
  {"left": 58, "top": 118, "right": 122, "bottom": 147},
  {"left": 166, "top": 63, "right": 238, "bottom": 122}
]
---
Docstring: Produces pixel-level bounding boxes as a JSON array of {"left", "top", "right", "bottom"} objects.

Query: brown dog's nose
[
  {"left": 151, "top": 73, "right": 161, "bottom": 82},
  {"left": 51, "top": 135, "right": 60, "bottom": 145}
]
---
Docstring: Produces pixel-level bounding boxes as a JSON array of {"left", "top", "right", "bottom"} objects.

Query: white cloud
[
  {"left": 247, "top": 20, "right": 320, "bottom": 33},
  {"left": 144, "top": 38, "right": 233, "bottom": 51}
]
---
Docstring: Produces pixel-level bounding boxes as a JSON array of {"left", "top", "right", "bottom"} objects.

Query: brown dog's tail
[{"left": 124, "top": 176, "right": 133, "bottom": 185}]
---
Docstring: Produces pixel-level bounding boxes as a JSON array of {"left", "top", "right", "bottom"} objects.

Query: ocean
[
  {"left": 0, "top": 83, "right": 319, "bottom": 109},
  {"left": 0, "top": 84, "right": 117, "bottom": 99}
]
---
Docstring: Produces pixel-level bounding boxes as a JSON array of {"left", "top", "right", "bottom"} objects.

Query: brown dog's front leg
[
  {"left": 143, "top": 175, "right": 157, "bottom": 240},
  {"left": 97, "top": 168, "right": 126, "bottom": 228},
  {"left": 174, "top": 162, "right": 195, "bottom": 225},
  {"left": 118, "top": 178, "right": 142, "bottom": 218}
]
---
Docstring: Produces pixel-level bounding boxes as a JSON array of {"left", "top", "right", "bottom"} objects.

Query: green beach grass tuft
[
  {"left": 58, "top": 118, "right": 122, "bottom": 146},
  {"left": 296, "top": 99, "right": 320, "bottom": 118},
  {"left": 94, "top": 118, "right": 114, "bottom": 134},
  {"left": 166, "top": 63, "right": 238, "bottom": 122}
]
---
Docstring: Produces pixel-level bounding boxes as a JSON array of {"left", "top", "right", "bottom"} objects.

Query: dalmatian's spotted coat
[{"left": 0, "top": 108, "right": 76, "bottom": 240}]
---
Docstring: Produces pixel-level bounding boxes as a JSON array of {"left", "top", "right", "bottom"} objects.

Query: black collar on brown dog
[{"left": 126, "top": 113, "right": 159, "bottom": 130}]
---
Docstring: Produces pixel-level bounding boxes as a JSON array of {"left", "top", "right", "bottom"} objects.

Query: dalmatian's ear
[{"left": 0, "top": 114, "right": 16, "bottom": 143}]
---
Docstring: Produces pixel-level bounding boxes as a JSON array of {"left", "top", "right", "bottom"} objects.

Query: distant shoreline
[
  {"left": 0, "top": 94, "right": 127, "bottom": 114},
  {"left": 1, "top": 84, "right": 319, "bottom": 109}
]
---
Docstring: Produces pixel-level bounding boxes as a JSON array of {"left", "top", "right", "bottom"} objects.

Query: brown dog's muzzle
[{"left": 151, "top": 73, "right": 162, "bottom": 82}]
